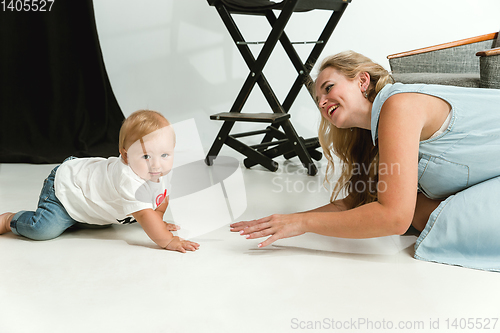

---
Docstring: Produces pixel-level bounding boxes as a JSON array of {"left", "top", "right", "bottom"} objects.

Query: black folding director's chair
[{"left": 205, "top": 0, "right": 351, "bottom": 176}]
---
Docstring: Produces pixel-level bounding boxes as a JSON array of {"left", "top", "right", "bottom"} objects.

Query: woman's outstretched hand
[{"left": 230, "top": 214, "right": 306, "bottom": 248}]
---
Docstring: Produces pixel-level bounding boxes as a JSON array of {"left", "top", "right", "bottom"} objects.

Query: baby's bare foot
[{"left": 0, "top": 212, "right": 14, "bottom": 234}]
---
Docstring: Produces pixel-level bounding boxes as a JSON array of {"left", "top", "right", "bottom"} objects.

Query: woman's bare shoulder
[{"left": 381, "top": 92, "right": 450, "bottom": 141}]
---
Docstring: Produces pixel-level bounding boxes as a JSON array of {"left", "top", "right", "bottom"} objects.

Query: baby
[{"left": 0, "top": 110, "right": 199, "bottom": 253}]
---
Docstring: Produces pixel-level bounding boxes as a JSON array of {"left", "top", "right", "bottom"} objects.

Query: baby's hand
[
  {"left": 164, "top": 222, "right": 180, "bottom": 231},
  {"left": 165, "top": 236, "right": 199, "bottom": 253}
]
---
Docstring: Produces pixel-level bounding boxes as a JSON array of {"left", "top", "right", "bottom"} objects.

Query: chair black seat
[{"left": 209, "top": 0, "right": 349, "bottom": 12}]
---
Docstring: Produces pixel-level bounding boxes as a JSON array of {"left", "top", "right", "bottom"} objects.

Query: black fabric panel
[{"left": 0, "top": 0, "right": 124, "bottom": 163}]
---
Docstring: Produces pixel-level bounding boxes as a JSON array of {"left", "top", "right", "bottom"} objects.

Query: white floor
[{"left": 1, "top": 156, "right": 499, "bottom": 333}]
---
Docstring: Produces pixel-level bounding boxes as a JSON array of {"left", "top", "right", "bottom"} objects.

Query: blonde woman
[{"left": 231, "top": 50, "right": 500, "bottom": 271}]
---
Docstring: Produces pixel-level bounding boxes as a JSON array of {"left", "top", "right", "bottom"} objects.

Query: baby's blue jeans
[{"left": 10, "top": 160, "right": 79, "bottom": 240}]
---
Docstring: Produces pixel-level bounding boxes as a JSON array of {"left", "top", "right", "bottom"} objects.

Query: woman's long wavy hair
[{"left": 316, "top": 51, "right": 394, "bottom": 208}]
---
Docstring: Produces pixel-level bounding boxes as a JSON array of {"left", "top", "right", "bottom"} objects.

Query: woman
[{"left": 230, "top": 50, "right": 500, "bottom": 271}]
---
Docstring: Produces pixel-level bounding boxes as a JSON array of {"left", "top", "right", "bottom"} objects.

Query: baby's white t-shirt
[{"left": 54, "top": 157, "right": 170, "bottom": 225}]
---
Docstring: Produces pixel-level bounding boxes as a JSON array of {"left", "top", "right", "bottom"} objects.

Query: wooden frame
[
  {"left": 476, "top": 47, "right": 500, "bottom": 57},
  {"left": 388, "top": 32, "right": 498, "bottom": 60}
]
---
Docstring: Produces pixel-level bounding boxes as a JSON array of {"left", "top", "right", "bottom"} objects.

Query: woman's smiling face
[{"left": 315, "top": 66, "right": 371, "bottom": 130}]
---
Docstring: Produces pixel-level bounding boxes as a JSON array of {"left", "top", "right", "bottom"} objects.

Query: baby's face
[{"left": 125, "top": 126, "right": 175, "bottom": 182}]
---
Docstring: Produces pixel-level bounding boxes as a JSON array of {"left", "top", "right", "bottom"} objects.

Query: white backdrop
[{"left": 93, "top": 0, "right": 500, "bottom": 152}]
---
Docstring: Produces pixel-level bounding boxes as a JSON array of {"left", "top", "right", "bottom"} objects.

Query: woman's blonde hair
[
  {"left": 119, "top": 109, "right": 171, "bottom": 151},
  {"left": 316, "top": 51, "right": 394, "bottom": 208}
]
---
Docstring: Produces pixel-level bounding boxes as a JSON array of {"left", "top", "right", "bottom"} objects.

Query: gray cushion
[
  {"left": 494, "top": 30, "right": 500, "bottom": 48},
  {"left": 479, "top": 55, "right": 500, "bottom": 89},
  {"left": 389, "top": 40, "right": 493, "bottom": 74},
  {"left": 392, "top": 73, "right": 480, "bottom": 88}
]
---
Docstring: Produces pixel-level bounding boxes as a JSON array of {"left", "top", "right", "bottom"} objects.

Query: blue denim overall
[{"left": 371, "top": 83, "right": 500, "bottom": 271}]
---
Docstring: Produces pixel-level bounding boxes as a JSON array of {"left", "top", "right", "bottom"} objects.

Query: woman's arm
[
  {"left": 299, "top": 196, "right": 353, "bottom": 213},
  {"left": 231, "top": 197, "right": 351, "bottom": 231},
  {"left": 233, "top": 94, "right": 425, "bottom": 247}
]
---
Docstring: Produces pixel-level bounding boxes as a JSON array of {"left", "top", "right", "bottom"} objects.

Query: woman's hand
[
  {"left": 230, "top": 214, "right": 307, "bottom": 248},
  {"left": 165, "top": 236, "right": 200, "bottom": 253}
]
